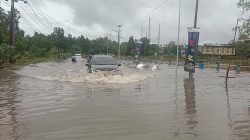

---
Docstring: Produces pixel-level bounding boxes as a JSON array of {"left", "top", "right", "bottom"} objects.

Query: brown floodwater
[{"left": 0, "top": 59, "right": 250, "bottom": 140}]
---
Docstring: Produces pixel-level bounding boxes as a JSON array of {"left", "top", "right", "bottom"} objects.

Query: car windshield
[{"left": 92, "top": 57, "right": 117, "bottom": 65}]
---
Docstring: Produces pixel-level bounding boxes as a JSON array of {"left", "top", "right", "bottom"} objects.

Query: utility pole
[
  {"left": 6, "top": 0, "right": 27, "bottom": 63},
  {"left": 10, "top": 0, "right": 15, "bottom": 46},
  {"left": 8, "top": 0, "right": 27, "bottom": 46},
  {"left": 141, "top": 25, "right": 143, "bottom": 39},
  {"left": 148, "top": 17, "right": 151, "bottom": 42},
  {"left": 188, "top": 0, "right": 199, "bottom": 78},
  {"left": 233, "top": 17, "right": 240, "bottom": 43},
  {"left": 194, "top": 0, "right": 199, "bottom": 28},
  {"left": 106, "top": 38, "right": 109, "bottom": 55},
  {"left": 176, "top": 0, "right": 181, "bottom": 70},
  {"left": 118, "top": 25, "right": 122, "bottom": 60},
  {"left": 124, "top": 45, "right": 126, "bottom": 57}
]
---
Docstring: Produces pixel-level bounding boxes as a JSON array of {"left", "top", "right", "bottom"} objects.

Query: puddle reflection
[
  {"left": 0, "top": 71, "right": 25, "bottom": 140},
  {"left": 184, "top": 77, "right": 198, "bottom": 137}
]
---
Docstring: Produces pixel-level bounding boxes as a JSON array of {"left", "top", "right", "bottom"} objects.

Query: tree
[
  {"left": 77, "top": 35, "right": 90, "bottom": 54},
  {"left": 140, "top": 37, "right": 150, "bottom": 55},
  {"left": 0, "top": 7, "right": 9, "bottom": 44},
  {"left": 238, "top": 0, "right": 250, "bottom": 11},
  {"left": 126, "top": 36, "right": 135, "bottom": 55},
  {"left": 237, "top": 0, "right": 250, "bottom": 36},
  {"left": 51, "top": 27, "right": 66, "bottom": 52},
  {"left": 0, "top": 44, "right": 9, "bottom": 65},
  {"left": 234, "top": 38, "right": 250, "bottom": 58},
  {"left": 140, "top": 37, "right": 157, "bottom": 56}
]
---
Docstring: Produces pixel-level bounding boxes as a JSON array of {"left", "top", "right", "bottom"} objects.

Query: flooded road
[{"left": 0, "top": 59, "right": 250, "bottom": 140}]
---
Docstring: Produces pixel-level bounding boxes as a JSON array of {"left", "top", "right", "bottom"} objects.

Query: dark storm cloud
[
  {"left": 42, "top": 0, "right": 159, "bottom": 28},
  {"left": 38, "top": 0, "right": 242, "bottom": 43}
]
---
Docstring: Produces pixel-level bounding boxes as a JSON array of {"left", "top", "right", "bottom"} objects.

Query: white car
[{"left": 75, "top": 54, "right": 82, "bottom": 59}]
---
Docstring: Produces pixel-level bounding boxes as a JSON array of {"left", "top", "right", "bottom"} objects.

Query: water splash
[
  {"left": 82, "top": 71, "right": 152, "bottom": 84},
  {"left": 16, "top": 66, "right": 154, "bottom": 84}
]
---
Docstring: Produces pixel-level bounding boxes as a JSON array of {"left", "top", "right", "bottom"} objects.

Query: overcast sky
[{"left": 1, "top": 0, "right": 243, "bottom": 44}]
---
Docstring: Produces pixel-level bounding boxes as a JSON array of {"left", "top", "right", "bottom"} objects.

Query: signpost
[
  {"left": 135, "top": 43, "right": 143, "bottom": 55},
  {"left": 184, "top": 27, "right": 200, "bottom": 76}
]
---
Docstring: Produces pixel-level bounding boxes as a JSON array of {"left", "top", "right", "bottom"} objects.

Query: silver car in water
[{"left": 85, "top": 55, "right": 121, "bottom": 73}]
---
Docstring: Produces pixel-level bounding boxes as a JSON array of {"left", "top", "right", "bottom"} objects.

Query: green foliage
[
  {"left": 48, "top": 46, "right": 58, "bottom": 56},
  {"left": 140, "top": 37, "right": 158, "bottom": 56},
  {"left": 238, "top": 18, "right": 250, "bottom": 36},
  {"left": 0, "top": 44, "right": 9, "bottom": 65},
  {"left": 88, "top": 37, "right": 118, "bottom": 55},
  {"left": 237, "top": 0, "right": 250, "bottom": 36},
  {"left": 121, "top": 36, "right": 161, "bottom": 56},
  {"left": 235, "top": 41, "right": 250, "bottom": 58},
  {"left": 237, "top": 0, "right": 250, "bottom": 11},
  {"left": 126, "top": 36, "right": 135, "bottom": 56},
  {"left": 0, "top": 43, "right": 17, "bottom": 64},
  {"left": 51, "top": 27, "right": 67, "bottom": 52},
  {"left": 140, "top": 37, "right": 150, "bottom": 56},
  {"left": 0, "top": 7, "right": 9, "bottom": 44},
  {"left": 163, "top": 46, "right": 177, "bottom": 56}
]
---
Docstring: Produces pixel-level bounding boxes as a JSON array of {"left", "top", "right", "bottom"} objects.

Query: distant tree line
[
  {"left": 0, "top": 5, "right": 120, "bottom": 65},
  {"left": 1, "top": 6, "right": 166, "bottom": 66}
]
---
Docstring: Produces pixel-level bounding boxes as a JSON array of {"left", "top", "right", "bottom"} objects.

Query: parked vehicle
[
  {"left": 75, "top": 54, "right": 82, "bottom": 59},
  {"left": 71, "top": 55, "right": 77, "bottom": 62},
  {"left": 85, "top": 55, "right": 121, "bottom": 73}
]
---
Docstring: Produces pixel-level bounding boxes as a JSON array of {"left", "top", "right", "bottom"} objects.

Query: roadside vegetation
[{"left": 0, "top": 6, "right": 162, "bottom": 67}]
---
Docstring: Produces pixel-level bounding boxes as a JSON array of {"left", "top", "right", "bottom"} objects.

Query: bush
[{"left": 0, "top": 44, "right": 11, "bottom": 64}]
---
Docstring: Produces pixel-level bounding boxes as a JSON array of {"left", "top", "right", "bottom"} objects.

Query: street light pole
[
  {"left": 106, "top": 41, "right": 109, "bottom": 54},
  {"left": 194, "top": 0, "right": 199, "bottom": 28},
  {"left": 7, "top": 0, "right": 27, "bottom": 46},
  {"left": 118, "top": 25, "right": 122, "bottom": 60},
  {"left": 10, "top": 0, "right": 15, "bottom": 46},
  {"left": 233, "top": 17, "right": 240, "bottom": 43},
  {"left": 189, "top": 0, "right": 199, "bottom": 78},
  {"left": 157, "top": 24, "right": 161, "bottom": 55},
  {"left": 176, "top": 0, "right": 181, "bottom": 70},
  {"left": 148, "top": 17, "right": 151, "bottom": 42}
]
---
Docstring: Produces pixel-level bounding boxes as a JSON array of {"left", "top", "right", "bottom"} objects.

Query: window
[{"left": 92, "top": 57, "right": 116, "bottom": 65}]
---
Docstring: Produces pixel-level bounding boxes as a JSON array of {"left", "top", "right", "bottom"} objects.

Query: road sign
[{"left": 184, "top": 27, "right": 200, "bottom": 73}]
